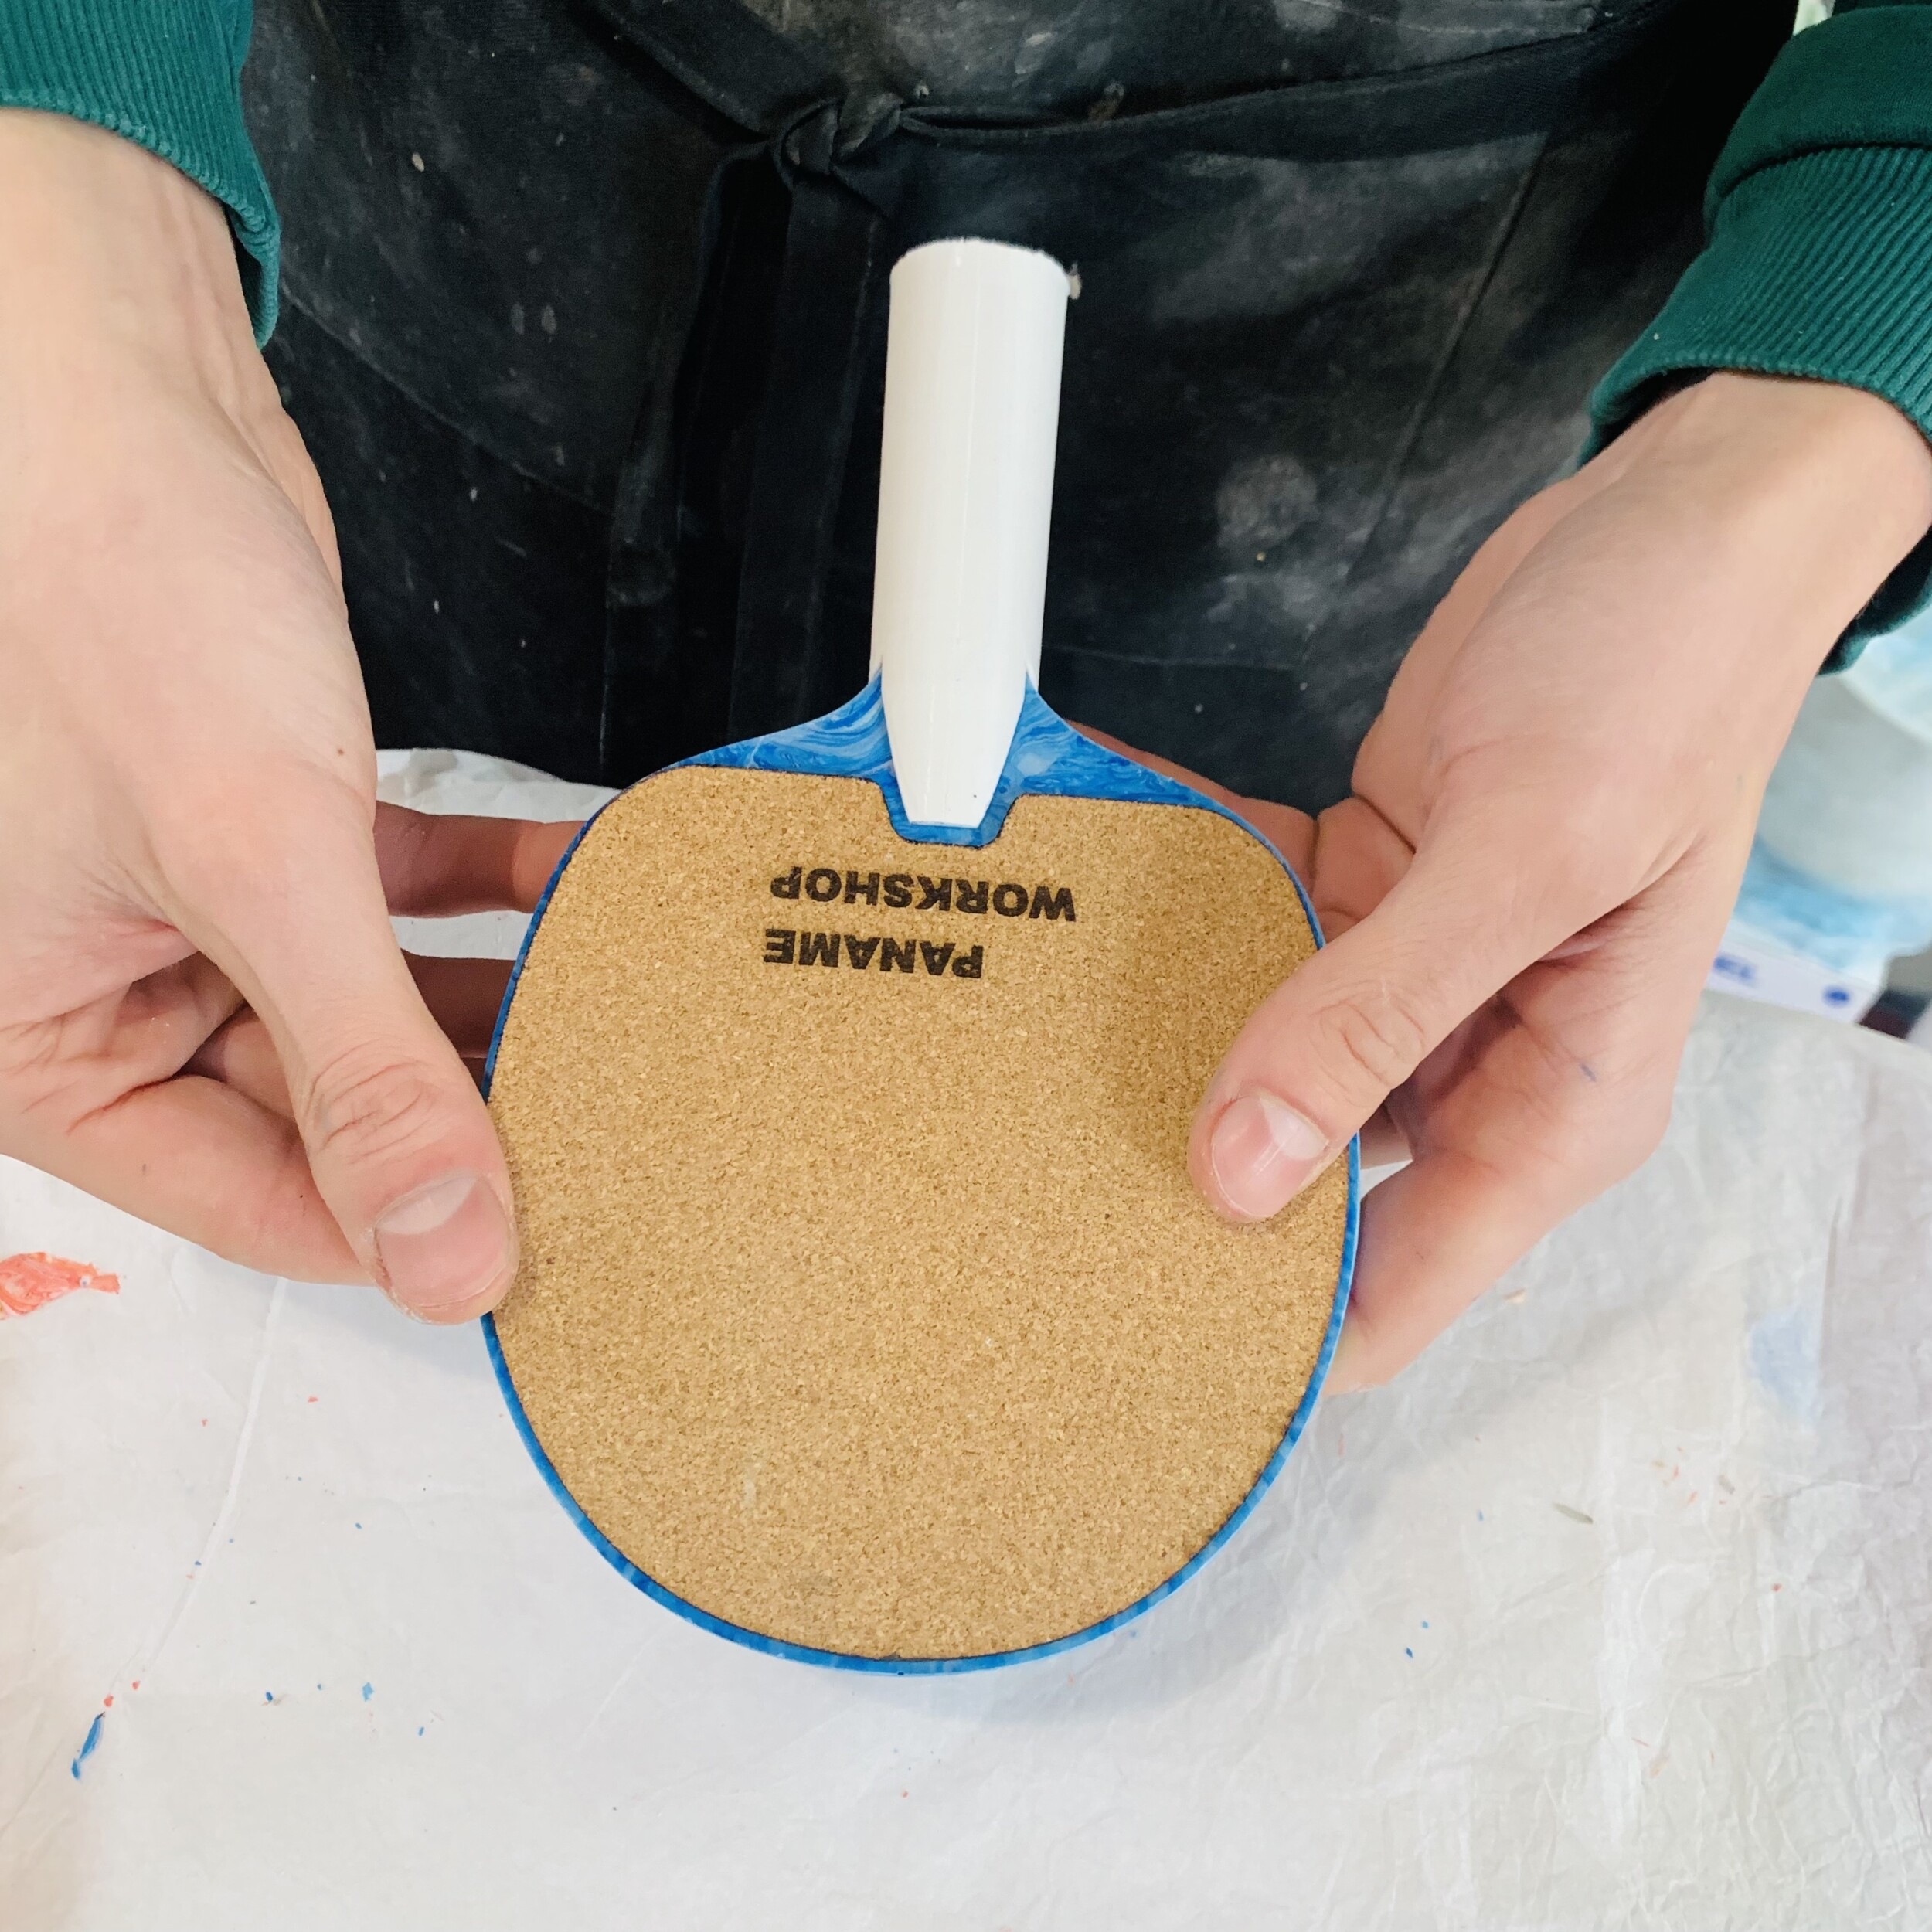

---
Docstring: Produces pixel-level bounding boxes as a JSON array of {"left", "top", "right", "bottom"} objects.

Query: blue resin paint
[
  {"left": 483, "top": 678, "right": 1359, "bottom": 1674},
  {"left": 70, "top": 1711, "right": 104, "bottom": 1779}
]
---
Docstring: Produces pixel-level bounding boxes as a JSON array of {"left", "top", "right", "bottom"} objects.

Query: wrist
[
  {"left": 1662, "top": 371, "right": 1930, "bottom": 539},
  {"left": 0, "top": 109, "right": 260, "bottom": 417},
  {"left": 1616, "top": 372, "right": 1932, "bottom": 670}
]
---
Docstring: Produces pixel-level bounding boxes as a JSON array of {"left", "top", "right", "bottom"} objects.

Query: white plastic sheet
[{"left": 5, "top": 750, "right": 1930, "bottom": 1929}]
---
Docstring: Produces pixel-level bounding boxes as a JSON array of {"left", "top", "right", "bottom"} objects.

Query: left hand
[
  {"left": 185, "top": 805, "right": 578, "bottom": 1114},
  {"left": 3, "top": 799, "right": 576, "bottom": 1294},
  {"left": 1110, "top": 372, "right": 1932, "bottom": 1393}
]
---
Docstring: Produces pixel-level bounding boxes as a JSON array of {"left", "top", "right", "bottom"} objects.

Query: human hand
[
  {"left": 0, "top": 111, "right": 574, "bottom": 1321},
  {"left": 1121, "top": 372, "right": 1932, "bottom": 1391},
  {"left": 1189, "top": 372, "right": 1932, "bottom": 1389}
]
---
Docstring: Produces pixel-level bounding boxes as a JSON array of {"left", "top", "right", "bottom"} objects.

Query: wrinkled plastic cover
[{"left": 4, "top": 750, "right": 1930, "bottom": 1930}]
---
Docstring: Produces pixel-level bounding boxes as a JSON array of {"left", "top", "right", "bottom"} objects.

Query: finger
[
  {"left": 1323, "top": 844, "right": 1735, "bottom": 1389},
  {"left": 1325, "top": 1002, "right": 1676, "bottom": 1392},
  {"left": 185, "top": 955, "right": 516, "bottom": 1121},
  {"left": 1189, "top": 807, "right": 1596, "bottom": 1224},
  {"left": 169, "top": 787, "right": 519, "bottom": 1322},
  {"left": 25, "top": 1072, "right": 361, "bottom": 1283},
  {"left": 1070, "top": 723, "right": 1317, "bottom": 877},
  {"left": 405, "top": 954, "right": 515, "bottom": 1066},
  {"left": 186, "top": 1009, "right": 293, "bottom": 1119},
  {"left": 1304, "top": 796, "right": 1413, "bottom": 941},
  {"left": 375, "top": 805, "right": 581, "bottom": 916},
  {"left": 1357, "top": 1106, "right": 1409, "bottom": 1171},
  {"left": 1327, "top": 988, "right": 1597, "bottom": 1392},
  {"left": 33, "top": 956, "right": 246, "bottom": 1104},
  {"left": 1328, "top": 1139, "right": 1558, "bottom": 1394}
]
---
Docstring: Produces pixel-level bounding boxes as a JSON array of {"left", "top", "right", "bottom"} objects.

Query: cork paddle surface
[{"left": 486, "top": 760, "right": 1351, "bottom": 1666}]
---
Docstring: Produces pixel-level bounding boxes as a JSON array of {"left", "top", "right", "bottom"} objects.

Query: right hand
[{"left": 0, "top": 111, "right": 565, "bottom": 1320}]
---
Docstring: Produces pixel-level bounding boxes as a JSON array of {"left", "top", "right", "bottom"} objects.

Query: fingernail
[
  {"left": 1208, "top": 1092, "right": 1328, "bottom": 1221},
  {"left": 372, "top": 1171, "right": 514, "bottom": 1320}
]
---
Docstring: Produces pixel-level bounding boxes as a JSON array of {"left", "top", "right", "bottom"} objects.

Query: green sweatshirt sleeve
[
  {"left": 1591, "top": 1, "right": 1932, "bottom": 655},
  {"left": 0, "top": 0, "right": 278, "bottom": 340}
]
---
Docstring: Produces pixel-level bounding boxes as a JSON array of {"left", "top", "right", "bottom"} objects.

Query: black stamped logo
[{"left": 761, "top": 866, "right": 1077, "bottom": 982}]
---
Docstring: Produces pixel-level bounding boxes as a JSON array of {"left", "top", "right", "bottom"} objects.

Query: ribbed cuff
[
  {"left": 0, "top": 0, "right": 279, "bottom": 341},
  {"left": 1590, "top": 143, "right": 1932, "bottom": 662}
]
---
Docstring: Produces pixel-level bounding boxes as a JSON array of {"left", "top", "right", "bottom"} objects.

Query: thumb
[
  {"left": 175, "top": 791, "right": 518, "bottom": 1321},
  {"left": 1191, "top": 827, "right": 1574, "bottom": 1221}
]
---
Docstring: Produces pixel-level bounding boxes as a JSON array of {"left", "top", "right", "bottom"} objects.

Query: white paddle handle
[{"left": 869, "top": 239, "right": 1072, "bottom": 828}]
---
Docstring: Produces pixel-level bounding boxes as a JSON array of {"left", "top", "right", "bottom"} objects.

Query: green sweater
[
  {"left": 1593, "top": 0, "right": 1932, "bottom": 643},
  {"left": 3, "top": 0, "right": 1930, "bottom": 641}
]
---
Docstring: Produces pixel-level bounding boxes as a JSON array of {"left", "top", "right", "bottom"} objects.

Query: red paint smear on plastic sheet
[{"left": 0, "top": 1253, "right": 121, "bottom": 1318}]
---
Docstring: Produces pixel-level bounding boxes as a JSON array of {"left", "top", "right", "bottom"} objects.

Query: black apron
[{"left": 243, "top": 0, "right": 1789, "bottom": 811}]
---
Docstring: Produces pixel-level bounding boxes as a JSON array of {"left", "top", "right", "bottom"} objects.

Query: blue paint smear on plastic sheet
[
  {"left": 70, "top": 1711, "right": 104, "bottom": 1779},
  {"left": 1748, "top": 1301, "right": 1822, "bottom": 1424},
  {"left": 481, "top": 677, "right": 1360, "bottom": 1674}
]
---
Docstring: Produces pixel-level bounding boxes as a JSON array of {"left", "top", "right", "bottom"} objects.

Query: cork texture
[{"left": 488, "top": 766, "right": 1349, "bottom": 1660}]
